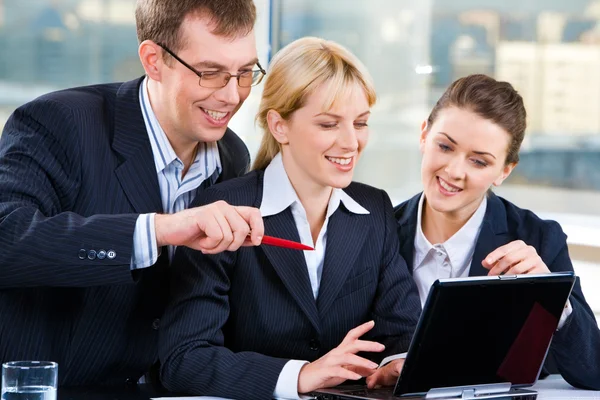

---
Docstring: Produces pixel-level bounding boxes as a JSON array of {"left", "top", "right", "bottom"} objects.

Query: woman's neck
[
  {"left": 421, "top": 196, "right": 480, "bottom": 244},
  {"left": 282, "top": 155, "right": 332, "bottom": 244}
]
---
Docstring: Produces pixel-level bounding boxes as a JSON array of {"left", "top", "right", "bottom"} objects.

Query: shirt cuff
[
  {"left": 273, "top": 360, "right": 309, "bottom": 399},
  {"left": 379, "top": 352, "right": 407, "bottom": 368},
  {"left": 557, "top": 299, "right": 573, "bottom": 330},
  {"left": 130, "top": 213, "right": 159, "bottom": 270}
]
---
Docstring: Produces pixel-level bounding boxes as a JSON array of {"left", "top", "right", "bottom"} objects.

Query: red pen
[
  {"left": 247, "top": 234, "right": 314, "bottom": 251},
  {"left": 261, "top": 235, "right": 314, "bottom": 251}
]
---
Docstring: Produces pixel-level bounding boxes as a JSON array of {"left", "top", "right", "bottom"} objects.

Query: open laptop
[{"left": 312, "top": 272, "right": 575, "bottom": 400}]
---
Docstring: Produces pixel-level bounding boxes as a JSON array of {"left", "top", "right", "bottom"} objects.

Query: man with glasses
[{"left": 0, "top": 0, "right": 264, "bottom": 387}]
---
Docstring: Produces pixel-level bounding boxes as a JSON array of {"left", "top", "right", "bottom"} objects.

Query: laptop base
[{"left": 312, "top": 385, "right": 537, "bottom": 400}]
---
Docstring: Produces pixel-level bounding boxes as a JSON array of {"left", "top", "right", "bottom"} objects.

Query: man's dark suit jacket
[
  {"left": 395, "top": 192, "right": 600, "bottom": 390},
  {"left": 0, "top": 77, "right": 249, "bottom": 386},
  {"left": 159, "top": 171, "right": 421, "bottom": 399}
]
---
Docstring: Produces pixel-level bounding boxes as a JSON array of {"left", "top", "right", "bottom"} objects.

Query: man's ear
[
  {"left": 266, "top": 110, "right": 290, "bottom": 145},
  {"left": 139, "top": 40, "right": 164, "bottom": 81},
  {"left": 493, "top": 162, "right": 517, "bottom": 186}
]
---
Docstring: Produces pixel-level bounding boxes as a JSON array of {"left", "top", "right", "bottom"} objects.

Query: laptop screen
[{"left": 394, "top": 273, "right": 575, "bottom": 396}]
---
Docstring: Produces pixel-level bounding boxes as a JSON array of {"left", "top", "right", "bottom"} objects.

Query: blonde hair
[{"left": 252, "top": 37, "right": 377, "bottom": 170}]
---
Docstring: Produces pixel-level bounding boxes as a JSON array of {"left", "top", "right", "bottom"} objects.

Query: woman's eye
[{"left": 438, "top": 143, "right": 451, "bottom": 152}]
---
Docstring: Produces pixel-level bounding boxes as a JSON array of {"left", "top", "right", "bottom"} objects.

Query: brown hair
[
  {"left": 135, "top": 0, "right": 256, "bottom": 58},
  {"left": 252, "top": 37, "right": 377, "bottom": 171},
  {"left": 427, "top": 74, "right": 526, "bottom": 164}
]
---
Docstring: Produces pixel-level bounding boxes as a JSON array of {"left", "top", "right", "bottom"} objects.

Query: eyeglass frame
[{"left": 156, "top": 42, "right": 266, "bottom": 88}]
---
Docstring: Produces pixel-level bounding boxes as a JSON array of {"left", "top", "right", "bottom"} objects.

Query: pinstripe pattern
[
  {"left": 159, "top": 171, "right": 421, "bottom": 399},
  {"left": 0, "top": 77, "right": 250, "bottom": 386},
  {"left": 395, "top": 192, "right": 600, "bottom": 390}
]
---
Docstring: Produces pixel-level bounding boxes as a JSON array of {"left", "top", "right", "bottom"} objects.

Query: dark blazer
[
  {"left": 395, "top": 192, "right": 600, "bottom": 390},
  {"left": 159, "top": 171, "right": 421, "bottom": 399},
  {"left": 0, "top": 77, "right": 249, "bottom": 386}
]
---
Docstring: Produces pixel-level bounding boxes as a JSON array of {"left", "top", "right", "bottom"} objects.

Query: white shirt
[
  {"left": 261, "top": 153, "right": 369, "bottom": 399},
  {"left": 130, "top": 77, "right": 222, "bottom": 268},
  {"left": 412, "top": 193, "right": 572, "bottom": 329},
  {"left": 413, "top": 193, "right": 487, "bottom": 306}
]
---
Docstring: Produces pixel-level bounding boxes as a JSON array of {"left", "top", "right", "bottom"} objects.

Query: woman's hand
[
  {"left": 297, "top": 320, "right": 384, "bottom": 394},
  {"left": 483, "top": 240, "right": 550, "bottom": 276},
  {"left": 365, "top": 358, "right": 405, "bottom": 389}
]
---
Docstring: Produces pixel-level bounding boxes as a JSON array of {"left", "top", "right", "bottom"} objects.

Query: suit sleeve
[
  {"left": 365, "top": 190, "right": 421, "bottom": 362},
  {"left": 0, "top": 100, "right": 139, "bottom": 288},
  {"left": 538, "top": 221, "right": 600, "bottom": 390},
  {"left": 159, "top": 187, "right": 289, "bottom": 400}
]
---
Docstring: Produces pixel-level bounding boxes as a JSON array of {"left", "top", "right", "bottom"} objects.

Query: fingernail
[{"left": 486, "top": 258, "right": 493, "bottom": 264}]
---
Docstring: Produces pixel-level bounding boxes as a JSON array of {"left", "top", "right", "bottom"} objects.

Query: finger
[
  {"left": 366, "top": 368, "right": 384, "bottom": 389},
  {"left": 196, "top": 212, "right": 224, "bottom": 252},
  {"left": 366, "top": 361, "right": 403, "bottom": 388},
  {"left": 330, "top": 366, "right": 362, "bottom": 382},
  {"left": 505, "top": 255, "right": 546, "bottom": 275},
  {"left": 343, "top": 340, "right": 386, "bottom": 355},
  {"left": 341, "top": 321, "right": 375, "bottom": 345},
  {"left": 487, "top": 246, "right": 530, "bottom": 276},
  {"left": 345, "top": 365, "right": 379, "bottom": 378},
  {"left": 483, "top": 240, "right": 526, "bottom": 268},
  {"left": 202, "top": 206, "right": 233, "bottom": 254},
  {"left": 334, "top": 354, "right": 378, "bottom": 371},
  {"left": 235, "top": 206, "right": 264, "bottom": 246},
  {"left": 221, "top": 208, "right": 251, "bottom": 252}
]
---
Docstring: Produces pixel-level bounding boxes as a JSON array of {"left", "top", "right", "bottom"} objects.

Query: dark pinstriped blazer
[
  {"left": 159, "top": 171, "right": 421, "bottom": 399},
  {"left": 395, "top": 192, "right": 600, "bottom": 390},
  {"left": 0, "top": 77, "right": 250, "bottom": 386}
]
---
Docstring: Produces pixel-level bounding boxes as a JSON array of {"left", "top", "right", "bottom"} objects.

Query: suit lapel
[
  {"left": 317, "top": 208, "right": 369, "bottom": 316},
  {"left": 112, "top": 78, "right": 162, "bottom": 214},
  {"left": 261, "top": 210, "right": 321, "bottom": 334},
  {"left": 469, "top": 193, "right": 510, "bottom": 277},
  {"left": 395, "top": 194, "right": 421, "bottom": 274}
]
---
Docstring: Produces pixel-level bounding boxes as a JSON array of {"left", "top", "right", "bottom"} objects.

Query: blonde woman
[{"left": 158, "top": 37, "right": 421, "bottom": 399}]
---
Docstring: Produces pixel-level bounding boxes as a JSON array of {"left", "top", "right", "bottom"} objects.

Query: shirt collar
[
  {"left": 259, "top": 152, "right": 370, "bottom": 217},
  {"left": 414, "top": 193, "right": 487, "bottom": 271},
  {"left": 139, "top": 77, "right": 222, "bottom": 176},
  {"left": 139, "top": 77, "right": 177, "bottom": 173},
  {"left": 414, "top": 193, "right": 434, "bottom": 269}
]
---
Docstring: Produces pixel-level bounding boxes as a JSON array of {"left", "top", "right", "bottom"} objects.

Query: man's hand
[
  {"left": 482, "top": 240, "right": 550, "bottom": 276},
  {"left": 297, "top": 321, "right": 384, "bottom": 394},
  {"left": 365, "top": 359, "right": 405, "bottom": 389},
  {"left": 154, "top": 200, "right": 263, "bottom": 254}
]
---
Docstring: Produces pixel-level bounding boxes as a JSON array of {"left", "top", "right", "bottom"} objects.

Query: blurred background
[{"left": 0, "top": 0, "right": 599, "bottom": 322}]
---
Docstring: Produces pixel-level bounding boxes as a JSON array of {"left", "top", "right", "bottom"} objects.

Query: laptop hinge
[{"left": 425, "top": 383, "right": 512, "bottom": 399}]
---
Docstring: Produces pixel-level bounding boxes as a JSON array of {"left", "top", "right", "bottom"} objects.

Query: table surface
[{"left": 56, "top": 375, "right": 600, "bottom": 400}]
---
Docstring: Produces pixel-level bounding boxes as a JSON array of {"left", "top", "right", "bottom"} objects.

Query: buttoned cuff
[
  {"left": 379, "top": 352, "right": 408, "bottom": 368},
  {"left": 557, "top": 299, "right": 573, "bottom": 331},
  {"left": 274, "top": 359, "right": 309, "bottom": 399},
  {"left": 130, "top": 213, "right": 159, "bottom": 270}
]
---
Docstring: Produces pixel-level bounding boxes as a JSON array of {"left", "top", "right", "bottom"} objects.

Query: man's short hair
[{"left": 135, "top": 0, "right": 256, "bottom": 56}]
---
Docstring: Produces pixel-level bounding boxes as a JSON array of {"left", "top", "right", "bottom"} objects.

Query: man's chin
[{"left": 195, "top": 126, "right": 229, "bottom": 143}]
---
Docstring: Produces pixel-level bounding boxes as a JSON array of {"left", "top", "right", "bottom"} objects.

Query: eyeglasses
[{"left": 157, "top": 43, "right": 266, "bottom": 88}]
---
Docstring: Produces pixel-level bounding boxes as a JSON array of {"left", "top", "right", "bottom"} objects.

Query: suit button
[
  {"left": 125, "top": 377, "right": 135, "bottom": 385},
  {"left": 87, "top": 250, "right": 97, "bottom": 260},
  {"left": 152, "top": 318, "right": 160, "bottom": 330},
  {"left": 309, "top": 339, "right": 320, "bottom": 351},
  {"left": 97, "top": 250, "right": 107, "bottom": 260},
  {"left": 107, "top": 250, "right": 117, "bottom": 259},
  {"left": 78, "top": 249, "right": 87, "bottom": 260}
]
